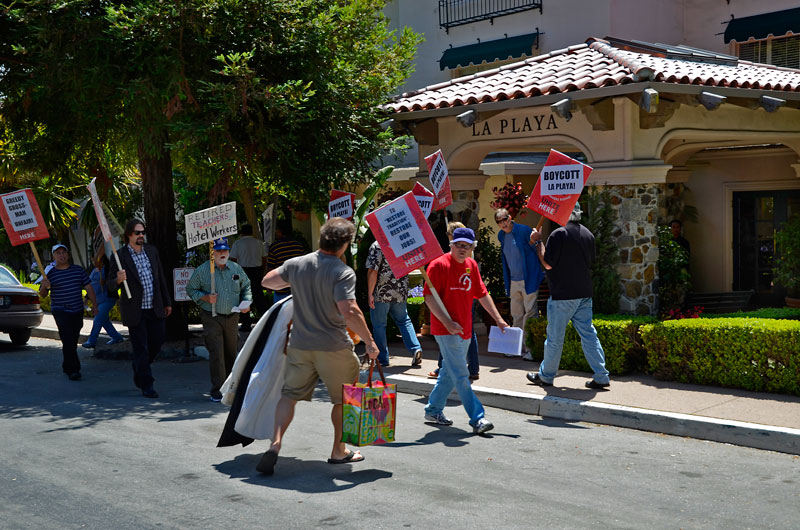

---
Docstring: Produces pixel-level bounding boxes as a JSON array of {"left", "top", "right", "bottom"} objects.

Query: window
[{"left": 737, "top": 35, "right": 800, "bottom": 68}]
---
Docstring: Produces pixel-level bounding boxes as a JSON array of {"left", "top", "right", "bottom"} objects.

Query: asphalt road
[{"left": 1, "top": 337, "right": 798, "bottom": 530}]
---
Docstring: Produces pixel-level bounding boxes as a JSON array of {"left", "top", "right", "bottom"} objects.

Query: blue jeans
[
  {"left": 86, "top": 300, "right": 124, "bottom": 345},
  {"left": 436, "top": 331, "right": 479, "bottom": 377},
  {"left": 538, "top": 297, "right": 610, "bottom": 385},
  {"left": 425, "top": 334, "right": 485, "bottom": 426},
  {"left": 273, "top": 292, "right": 290, "bottom": 303},
  {"left": 370, "top": 301, "right": 422, "bottom": 365}
]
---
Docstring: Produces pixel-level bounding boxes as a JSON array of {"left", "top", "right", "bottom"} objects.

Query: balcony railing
[{"left": 439, "top": 0, "right": 543, "bottom": 32}]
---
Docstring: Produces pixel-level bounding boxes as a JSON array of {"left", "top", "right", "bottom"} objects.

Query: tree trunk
[
  {"left": 138, "top": 137, "right": 183, "bottom": 340},
  {"left": 237, "top": 186, "right": 262, "bottom": 240}
]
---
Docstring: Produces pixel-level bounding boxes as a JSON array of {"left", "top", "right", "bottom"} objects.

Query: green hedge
[
  {"left": 362, "top": 296, "right": 425, "bottom": 342},
  {"left": 524, "top": 315, "right": 656, "bottom": 375},
  {"left": 703, "top": 307, "right": 800, "bottom": 320},
  {"left": 640, "top": 318, "right": 800, "bottom": 395}
]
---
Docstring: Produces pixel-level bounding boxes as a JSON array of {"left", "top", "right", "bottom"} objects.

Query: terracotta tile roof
[{"left": 387, "top": 37, "right": 800, "bottom": 113}]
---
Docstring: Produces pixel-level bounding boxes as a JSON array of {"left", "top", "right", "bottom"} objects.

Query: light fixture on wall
[
  {"left": 760, "top": 95, "right": 786, "bottom": 113},
  {"left": 697, "top": 91, "right": 726, "bottom": 111},
  {"left": 456, "top": 109, "right": 477, "bottom": 127},
  {"left": 640, "top": 88, "right": 659, "bottom": 113},
  {"left": 551, "top": 98, "right": 574, "bottom": 121}
]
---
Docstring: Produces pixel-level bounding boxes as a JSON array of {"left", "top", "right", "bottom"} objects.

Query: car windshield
[{"left": 0, "top": 266, "right": 21, "bottom": 286}]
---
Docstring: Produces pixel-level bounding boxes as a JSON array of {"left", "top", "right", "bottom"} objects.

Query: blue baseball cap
[
  {"left": 212, "top": 237, "right": 230, "bottom": 251},
  {"left": 451, "top": 227, "right": 476, "bottom": 244}
]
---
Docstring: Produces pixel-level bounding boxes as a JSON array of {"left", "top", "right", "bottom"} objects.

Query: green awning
[
  {"left": 440, "top": 32, "right": 539, "bottom": 70},
  {"left": 724, "top": 7, "right": 800, "bottom": 43}
]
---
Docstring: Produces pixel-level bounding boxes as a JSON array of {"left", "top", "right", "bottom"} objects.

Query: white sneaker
[
  {"left": 473, "top": 418, "right": 494, "bottom": 434},
  {"left": 424, "top": 412, "right": 453, "bottom": 426}
]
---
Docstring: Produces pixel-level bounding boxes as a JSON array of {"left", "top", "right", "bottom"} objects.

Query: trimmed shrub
[
  {"left": 363, "top": 296, "right": 425, "bottom": 343},
  {"left": 706, "top": 307, "right": 800, "bottom": 320},
  {"left": 641, "top": 318, "right": 800, "bottom": 396},
  {"left": 525, "top": 315, "right": 656, "bottom": 375}
]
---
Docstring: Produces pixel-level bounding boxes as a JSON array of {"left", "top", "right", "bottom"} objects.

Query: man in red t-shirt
[{"left": 423, "top": 227, "right": 508, "bottom": 434}]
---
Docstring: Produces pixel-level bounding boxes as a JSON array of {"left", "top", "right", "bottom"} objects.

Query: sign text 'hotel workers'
[
  {"left": 424, "top": 149, "right": 452, "bottom": 210},
  {"left": 0, "top": 189, "right": 50, "bottom": 246},
  {"left": 185, "top": 201, "right": 238, "bottom": 249},
  {"left": 365, "top": 192, "right": 443, "bottom": 279},
  {"left": 526, "top": 149, "right": 592, "bottom": 226}
]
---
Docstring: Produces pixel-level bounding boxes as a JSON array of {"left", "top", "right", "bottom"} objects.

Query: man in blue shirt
[
  {"left": 495, "top": 208, "right": 544, "bottom": 359},
  {"left": 39, "top": 244, "right": 98, "bottom": 381}
]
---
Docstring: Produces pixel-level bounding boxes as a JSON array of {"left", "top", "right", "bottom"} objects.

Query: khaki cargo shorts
[{"left": 282, "top": 345, "right": 360, "bottom": 404}]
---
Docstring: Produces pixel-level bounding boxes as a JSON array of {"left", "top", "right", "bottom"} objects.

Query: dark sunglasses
[
  {"left": 133, "top": 230, "right": 145, "bottom": 235},
  {"left": 495, "top": 216, "right": 510, "bottom": 224}
]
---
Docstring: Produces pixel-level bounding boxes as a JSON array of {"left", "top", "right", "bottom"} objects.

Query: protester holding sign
[
  {"left": 494, "top": 207, "right": 545, "bottom": 360},
  {"left": 187, "top": 237, "right": 252, "bottom": 402},
  {"left": 423, "top": 227, "right": 507, "bottom": 434},
  {"left": 526, "top": 203, "right": 610, "bottom": 390},
  {"left": 257, "top": 218, "right": 379, "bottom": 476},
  {"left": 106, "top": 219, "right": 172, "bottom": 399},
  {"left": 39, "top": 244, "right": 98, "bottom": 381}
]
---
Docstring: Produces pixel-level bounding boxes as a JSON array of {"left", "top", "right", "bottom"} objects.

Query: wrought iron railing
[{"left": 438, "top": 0, "right": 543, "bottom": 32}]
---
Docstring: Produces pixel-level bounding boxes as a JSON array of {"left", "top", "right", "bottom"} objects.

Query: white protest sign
[
  {"left": 184, "top": 201, "right": 238, "bottom": 249},
  {"left": 2, "top": 190, "right": 40, "bottom": 232},
  {"left": 87, "top": 178, "right": 113, "bottom": 241},
  {"left": 426, "top": 149, "right": 448, "bottom": 195},
  {"left": 539, "top": 164, "right": 585, "bottom": 196},
  {"left": 372, "top": 198, "right": 426, "bottom": 256},
  {"left": 173, "top": 267, "right": 195, "bottom": 302},
  {"left": 262, "top": 203, "right": 275, "bottom": 247}
]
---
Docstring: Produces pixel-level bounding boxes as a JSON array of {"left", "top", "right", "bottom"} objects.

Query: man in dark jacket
[
  {"left": 525, "top": 203, "right": 610, "bottom": 390},
  {"left": 107, "top": 219, "right": 172, "bottom": 398}
]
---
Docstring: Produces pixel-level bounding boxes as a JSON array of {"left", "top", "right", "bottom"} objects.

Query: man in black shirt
[{"left": 525, "top": 203, "right": 610, "bottom": 389}]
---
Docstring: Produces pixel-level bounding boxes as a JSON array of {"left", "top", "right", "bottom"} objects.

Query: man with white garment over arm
[
  {"left": 257, "top": 217, "right": 379, "bottom": 475},
  {"left": 423, "top": 227, "right": 508, "bottom": 434}
]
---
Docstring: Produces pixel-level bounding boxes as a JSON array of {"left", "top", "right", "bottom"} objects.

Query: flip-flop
[
  {"left": 256, "top": 450, "right": 278, "bottom": 475},
  {"left": 327, "top": 451, "right": 365, "bottom": 464}
]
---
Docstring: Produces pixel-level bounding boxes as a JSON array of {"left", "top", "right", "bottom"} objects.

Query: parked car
[{"left": 0, "top": 265, "right": 43, "bottom": 345}]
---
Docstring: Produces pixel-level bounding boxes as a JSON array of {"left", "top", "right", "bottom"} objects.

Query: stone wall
[{"left": 608, "top": 184, "right": 664, "bottom": 315}]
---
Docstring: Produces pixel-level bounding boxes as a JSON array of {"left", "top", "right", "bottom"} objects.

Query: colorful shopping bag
[{"left": 341, "top": 361, "right": 396, "bottom": 446}]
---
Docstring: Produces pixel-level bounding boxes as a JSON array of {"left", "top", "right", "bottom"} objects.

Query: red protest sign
[
  {"left": 526, "top": 149, "right": 592, "bottom": 226},
  {"left": 365, "top": 192, "right": 443, "bottom": 278},
  {"left": 0, "top": 189, "right": 50, "bottom": 246},
  {"left": 424, "top": 149, "right": 453, "bottom": 210},
  {"left": 328, "top": 189, "right": 356, "bottom": 220},
  {"left": 411, "top": 182, "right": 435, "bottom": 219}
]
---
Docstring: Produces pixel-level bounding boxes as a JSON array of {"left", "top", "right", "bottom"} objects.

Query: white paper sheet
[
  {"left": 487, "top": 326, "right": 523, "bottom": 356},
  {"left": 230, "top": 300, "right": 252, "bottom": 313}
]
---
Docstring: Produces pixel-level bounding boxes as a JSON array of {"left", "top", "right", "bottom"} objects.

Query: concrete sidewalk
[{"left": 31, "top": 313, "right": 800, "bottom": 455}]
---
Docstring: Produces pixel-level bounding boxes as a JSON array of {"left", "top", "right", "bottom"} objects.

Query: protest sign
[
  {"left": 0, "top": 189, "right": 51, "bottom": 280},
  {"left": 184, "top": 201, "right": 238, "bottom": 249},
  {"left": 0, "top": 189, "right": 49, "bottom": 246},
  {"left": 87, "top": 178, "right": 131, "bottom": 298},
  {"left": 411, "top": 182, "right": 434, "bottom": 219},
  {"left": 328, "top": 190, "right": 356, "bottom": 220},
  {"left": 424, "top": 149, "right": 453, "bottom": 210},
  {"left": 173, "top": 268, "right": 195, "bottom": 302},
  {"left": 526, "top": 149, "right": 592, "bottom": 226},
  {"left": 262, "top": 203, "right": 275, "bottom": 247},
  {"left": 365, "top": 192, "right": 443, "bottom": 279}
]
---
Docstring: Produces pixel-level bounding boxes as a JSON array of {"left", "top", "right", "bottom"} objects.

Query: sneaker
[
  {"left": 210, "top": 390, "right": 223, "bottom": 402},
  {"left": 411, "top": 350, "right": 422, "bottom": 367},
  {"left": 473, "top": 418, "right": 494, "bottom": 434},
  {"left": 522, "top": 352, "right": 534, "bottom": 362},
  {"left": 106, "top": 337, "right": 124, "bottom": 346},
  {"left": 81, "top": 342, "right": 95, "bottom": 349},
  {"left": 424, "top": 412, "right": 453, "bottom": 426}
]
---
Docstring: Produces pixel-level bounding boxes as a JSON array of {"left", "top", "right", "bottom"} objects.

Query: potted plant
[
  {"left": 490, "top": 182, "right": 528, "bottom": 219},
  {"left": 774, "top": 214, "right": 800, "bottom": 307}
]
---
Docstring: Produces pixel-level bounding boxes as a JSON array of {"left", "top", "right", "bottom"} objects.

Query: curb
[{"left": 387, "top": 374, "right": 800, "bottom": 455}]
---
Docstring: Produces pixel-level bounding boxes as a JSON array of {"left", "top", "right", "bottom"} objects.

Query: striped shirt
[
  {"left": 47, "top": 265, "right": 90, "bottom": 313},
  {"left": 267, "top": 238, "right": 306, "bottom": 294},
  {"left": 128, "top": 245, "right": 154, "bottom": 309},
  {"left": 186, "top": 260, "right": 252, "bottom": 314}
]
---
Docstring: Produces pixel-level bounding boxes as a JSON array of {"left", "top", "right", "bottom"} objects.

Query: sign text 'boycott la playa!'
[{"left": 526, "top": 149, "right": 592, "bottom": 226}]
